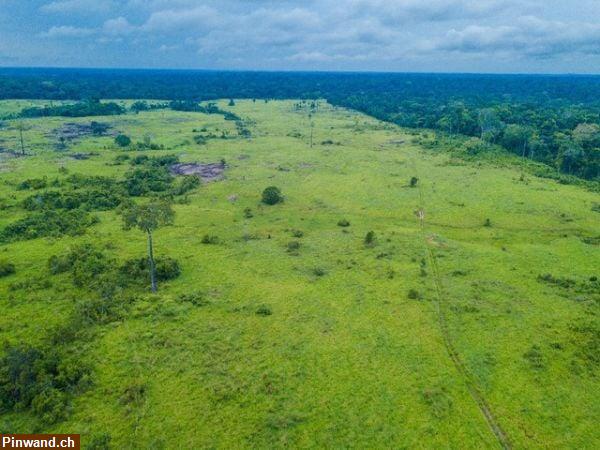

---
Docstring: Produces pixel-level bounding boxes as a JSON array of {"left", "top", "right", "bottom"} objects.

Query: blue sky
[{"left": 1, "top": 0, "right": 599, "bottom": 73}]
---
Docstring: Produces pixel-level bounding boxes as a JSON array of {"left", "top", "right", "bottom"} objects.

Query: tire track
[{"left": 411, "top": 159, "right": 512, "bottom": 450}]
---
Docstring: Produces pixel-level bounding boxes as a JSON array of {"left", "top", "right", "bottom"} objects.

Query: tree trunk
[
  {"left": 147, "top": 231, "right": 157, "bottom": 293},
  {"left": 19, "top": 126, "right": 25, "bottom": 156}
]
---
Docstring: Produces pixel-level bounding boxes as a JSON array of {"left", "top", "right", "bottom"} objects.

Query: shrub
[
  {"left": 291, "top": 229, "right": 304, "bottom": 238},
  {"left": 337, "top": 219, "right": 350, "bottom": 227},
  {"left": 171, "top": 175, "right": 201, "bottom": 196},
  {"left": 123, "top": 167, "right": 174, "bottom": 196},
  {"left": 261, "top": 186, "right": 283, "bottom": 205},
  {"left": 119, "top": 256, "right": 181, "bottom": 283},
  {"left": 0, "top": 261, "right": 16, "bottom": 278},
  {"left": 286, "top": 241, "right": 300, "bottom": 254},
  {"left": 407, "top": 289, "right": 421, "bottom": 300},
  {"left": 364, "top": 231, "right": 376, "bottom": 246},
  {"left": 313, "top": 267, "right": 326, "bottom": 277},
  {"left": 0, "top": 209, "right": 97, "bottom": 242},
  {"left": 201, "top": 234, "right": 219, "bottom": 245},
  {"left": 0, "top": 344, "right": 87, "bottom": 422},
  {"left": 256, "top": 305, "right": 272, "bottom": 316},
  {"left": 17, "top": 177, "right": 47, "bottom": 190},
  {"left": 410, "top": 176, "right": 419, "bottom": 187},
  {"left": 244, "top": 207, "right": 253, "bottom": 218},
  {"left": 483, "top": 218, "right": 492, "bottom": 227},
  {"left": 114, "top": 134, "right": 131, "bottom": 147}
]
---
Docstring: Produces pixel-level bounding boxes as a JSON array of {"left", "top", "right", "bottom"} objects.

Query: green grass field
[{"left": 0, "top": 99, "right": 598, "bottom": 448}]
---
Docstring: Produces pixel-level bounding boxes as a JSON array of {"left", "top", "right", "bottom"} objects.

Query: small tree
[
  {"left": 410, "top": 176, "right": 419, "bottom": 187},
  {"left": 262, "top": 186, "right": 283, "bottom": 205},
  {"left": 121, "top": 200, "right": 174, "bottom": 293},
  {"left": 114, "top": 134, "right": 131, "bottom": 147}
]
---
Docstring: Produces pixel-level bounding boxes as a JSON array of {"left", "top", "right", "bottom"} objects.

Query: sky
[{"left": 0, "top": 0, "right": 599, "bottom": 73}]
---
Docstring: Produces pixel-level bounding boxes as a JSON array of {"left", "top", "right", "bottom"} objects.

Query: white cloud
[
  {"left": 103, "top": 16, "right": 135, "bottom": 35},
  {"left": 41, "top": 0, "right": 117, "bottom": 14},
  {"left": 40, "top": 25, "right": 96, "bottom": 38}
]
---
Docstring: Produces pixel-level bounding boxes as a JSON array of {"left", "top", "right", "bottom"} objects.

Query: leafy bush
[
  {"left": 407, "top": 289, "right": 421, "bottom": 300},
  {"left": 291, "top": 229, "right": 304, "bottom": 238},
  {"left": 337, "top": 219, "right": 350, "bottom": 227},
  {"left": 0, "top": 344, "right": 88, "bottom": 423},
  {"left": 256, "top": 305, "right": 272, "bottom": 316},
  {"left": 0, "top": 209, "right": 97, "bottom": 242},
  {"left": 410, "top": 177, "right": 419, "bottom": 187},
  {"left": 114, "top": 134, "right": 131, "bottom": 147},
  {"left": 22, "top": 188, "right": 123, "bottom": 212},
  {"left": 244, "top": 207, "right": 253, "bottom": 218},
  {"left": 123, "top": 167, "right": 174, "bottom": 196},
  {"left": 364, "top": 231, "right": 376, "bottom": 246},
  {"left": 178, "top": 292, "right": 209, "bottom": 306},
  {"left": 120, "top": 256, "right": 181, "bottom": 283},
  {"left": 262, "top": 186, "right": 283, "bottom": 205},
  {"left": 171, "top": 175, "right": 201, "bottom": 196},
  {"left": 17, "top": 177, "right": 47, "bottom": 190},
  {"left": 0, "top": 261, "right": 16, "bottom": 277},
  {"left": 201, "top": 234, "right": 219, "bottom": 244}
]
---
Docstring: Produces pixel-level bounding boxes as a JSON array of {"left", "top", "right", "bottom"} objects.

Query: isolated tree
[
  {"left": 114, "top": 134, "right": 131, "bottom": 147},
  {"left": 477, "top": 108, "right": 504, "bottom": 143},
  {"left": 262, "top": 186, "right": 283, "bottom": 205},
  {"left": 121, "top": 200, "right": 174, "bottom": 293},
  {"left": 14, "top": 120, "right": 27, "bottom": 156}
]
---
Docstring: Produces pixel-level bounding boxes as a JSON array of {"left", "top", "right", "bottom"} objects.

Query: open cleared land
[{"left": 0, "top": 100, "right": 598, "bottom": 448}]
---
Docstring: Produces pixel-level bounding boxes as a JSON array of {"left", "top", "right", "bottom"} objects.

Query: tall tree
[{"left": 121, "top": 200, "right": 175, "bottom": 293}]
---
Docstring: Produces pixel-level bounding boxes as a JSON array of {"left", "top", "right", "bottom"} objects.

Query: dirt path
[{"left": 411, "top": 159, "right": 512, "bottom": 450}]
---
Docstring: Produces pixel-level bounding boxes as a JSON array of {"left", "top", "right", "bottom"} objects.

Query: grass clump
[{"left": 337, "top": 219, "right": 350, "bottom": 227}]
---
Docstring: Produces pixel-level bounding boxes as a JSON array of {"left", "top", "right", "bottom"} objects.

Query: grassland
[{"left": 0, "top": 99, "right": 598, "bottom": 448}]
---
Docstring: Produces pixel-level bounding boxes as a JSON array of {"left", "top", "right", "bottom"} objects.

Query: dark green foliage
[
  {"left": 114, "top": 134, "right": 131, "bottom": 147},
  {"left": 0, "top": 261, "right": 15, "bottom": 277},
  {"left": 244, "top": 207, "right": 253, "bottom": 218},
  {"left": 261, "top": 186, "right": 283, "bottom": 205},
  {"left": 171, "top": 175, "right": 200, "bottom": 196},
  {"left": 119, "top": 257, "right": 181, "bottom": 283},
  {"left": 123, "top": 167, "right": 174, "bottom": 196},
  {"left": 483, "top": 218, "right": 492, "bottom": 227},
  {"left": 410, "top": 176, "right": 419, "bottom": 187},
  {"left": 337, "top": 219, "right": 350, "bottom": 227},
  {"left": 201, "top": 234, "right": 219, "bottom": 244},
  {"left": 17, "top": 177, "right": 47, "bottom": 190},
  {"left": 408, "top": 289, "right": 421, "bottom": 300},
  {"left": 0, "top": 209, "right": 97, "bottom": 242},
  {"left": 22, "top": 188, "right": 123, "bottom": 212},
  {"left": 20, "top": 100, "right": 124, "bottom": 118},
  {"left": 0, "top": 344, "right": 88, "bottom": 423},
  {"left": 313, "top": 267, "right": 326, "bottom": 277},
  {"left": 537, "top": 273, "right": 577, "bottom": 289},
  {"left": 364, "top": 231, "right": 376, "bottom": 246},
  {"left": 86, "top": 432, "right": 112, "bottom": 450},
  {"left": 291, "top": 229, "right": 304, "bottom": 238},
  {"left": 256, "top": 305, "right": 272, "bottom": 316}
]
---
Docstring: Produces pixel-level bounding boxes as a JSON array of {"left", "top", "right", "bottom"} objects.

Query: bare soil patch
[
  {"left": 51, "top": 122, "right": 117, "bottom": 142},
  {"left": 170, "top": 162, "right": 226, "bottom": 182}
]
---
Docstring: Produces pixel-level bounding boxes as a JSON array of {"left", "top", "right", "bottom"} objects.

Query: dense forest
[{"left": 0, "top": 68, "right": 598, "bottom": 180}]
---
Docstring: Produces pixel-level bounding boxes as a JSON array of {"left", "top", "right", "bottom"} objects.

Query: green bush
[
  {"left": 286, "top": 241, "right": 300, "bottom": 255},
  {"left": 337, "top": 219, "right": 350, "bottom": 227},
  {"left": 0, "top": 344, "right": 87, "bottom": 423},
  {"left": 0, "top": 261, "right": 16, "bottom": 277},
  {"left": 172, "top": 175, "right": 201, "bottom": 196},
  {"left": 114, "top": 134, "right": 131, "bottom": 147},
  {"left": 201, "top": 234, "right": 219, "bottom": 245},
  {"left": 256, "top": 305, "right": 272, "bottom": 316},
  {"left": 407, "top": 289, "right": 421, "bottom": 300},
  {"left": 119, "top": 256, "right": 181, "bottom": 283},
  {"left": 410, "top": 177, "right": 419, "bottom": 187},
  {"left": 262, "top": 186, "right": 283, "bottom": 205},
  {"left": 123, "top": 167, "right": 174, "bottom": 196},
  {"left": 0, "top": 209, "right": 97, "bottom": 242},
  {"left": 17, "top": 177, "right": 47, "bottom": 190},
  {"left": 364, "top": 231, "right": 376, "bottom": 246}
]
